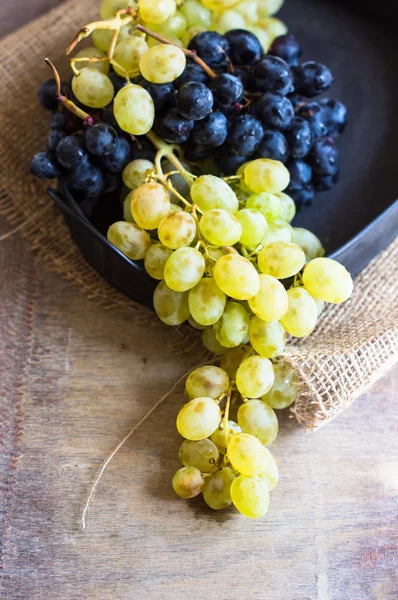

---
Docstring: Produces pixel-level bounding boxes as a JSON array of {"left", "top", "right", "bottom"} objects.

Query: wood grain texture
[{"left": 0, "top": 2, "right": 398, "bottom": 599}]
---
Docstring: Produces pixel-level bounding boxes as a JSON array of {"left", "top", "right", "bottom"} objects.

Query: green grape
[
  {"left": 153, "top": 280, "right": 190, "bottom": 325},
  {"left": 258, "top": 241, "right": 305, "bottom": 279},
  {"left": 144, "top": 243, "right": 173, "bottom": 279},
  {"left": 213, "top": 254, "right": 260, "bottom": 300},
  {"left": 235, "top": 0, "right": 259, "bottom": 23},
  {"left": 186, "top": 365, "right": 229, "bottom": 400},
  {"left": 199, "top": 209, "right": 242, "bottom": 246},
  {"left": 164, "top": 247, "right": 205, "bottom": 292},
  {"left": 203, "top": 467, "right": 235, "bottom": 510},
  {"left": 201, "top": 0, "right": 242, "bottom": 9},
  {"left": 313, "top": 297, "right": 325, "bottom": 316},
  {"left": 277, "top": 192, "right": 296, "bottom": 223},
  {"left": 114, "top": 84, "right": 154, "bottom": 135},
  {"left": 181, "top": 26, "right": 207, "bottom": 46},
  {"left": 219, "top": 345, "right": 248, "bottom": 379},
  {"left": 139, "top": 0, "right": 176, "bottom": 24},
  {"left": 72, "top": 68, "right": 114, "bottom": 109},
  {"left": 177, "top": 397, "right": 221, "bottom": 441},
  {"left": 107, "top": 221, "right": 151, "bottom": 260},
  {"left": 262, "top": 361, "right": 299, "bottom": 409},
  {"left": 237, "top": 399, "right": 278, "bottom": 445},
  {"left": 249, "top": 317, "right": 286, "bottom": 359},
  {"left": 147, "top": 35, "right": 183, "bottom": 48},
  {"left": 100, "top": 0, "right": 135, "bottom": 19},
  {"left": 123, "top": 159, "right": 154, "bottom": 190},
  {"left": 212, "top": 10, "right": 246, "bottom": 33},
  {"left": 172, "top": 466, "right": 204, "bottom": 498},
  {"left": 259, "top": 447, "right": 279, "bottom": 491},
  {"left": 280, "top": 287, "right": 318, "bottom": 337},
  {"left": 211, "top": 420, "right": 242, "bottom": 452},
  {"left": 257, "top": 0, "right": 284, "bottom": 18},
  {"left": 214, "top": 302, "right": 250, "bottom": 348},
  {"left": 244, "top": 159, "right": 290, "bottom": 194},
  {"left": 202, "top": 327, "right": 227, "bottom": 354},
  {"left": 246, "top": 25, "right": 271, "bottom": 51},
  {"left": 261, "top": 220, "right": 294, "bottom": 244},
  {"left": 139, "top": 44, "right": 186, "bottom": 83},
  {"left": 236, "top": 355, "right": 274, "bottom": 398},
  {"left": 179, "top": 438, "right": 220, "bottom": 472},
  {"left": 74, "top": 46, "right": 109, "bottom": 74},
  {"left": 231, "top": 474, "right": 269, "bottom": 518},
  {"left": 180, "top": 0, "right": 212, "bottom": 28},
  {"left": 158, "top": 211, "right": 196, "bottom": 249},
  {"left": 246, "top": 192, "right": 281, "bottom": 222},
  {"left": 302, "top": 257, "right": 353, "bottom": 304},
  {"left": 130, "top": 182, "right": 170, "bottom": 229},
  {"left": 188, "top": 277, "right": 226, "bottom": 326},
  {"left": 92, "top": 24, "right": 132, "bottom": 53},
  {"left": 259, "top": 17, "right": 288, "bottom": 42},
  {"left": 188, "top": 315, "right": 207, "bottom": 330},
  {"left": 237, "top": 208, "right": 268, "bottom": 247},
  {"left": 113, "top": 37, "right": 149, "bottom": 77},
  {"left": 236, "top": 161, "right": 253, "bottom": 194},
  {"left": 293, "top": 227, "right": 325, "bottom": 262},
  {"left": 227, "top": 432, "right": 267, "bottom": 476},
  {"left": 248, "top": 273, "right": 288, "bottom": 322},
  {"left": 123, "top": 195, "right": 134, "bottom": 222},
  {"left": 148, "top": 10, "right": 187, "bottom": 37},
  {"left": 168, "top": 204, "right": 183, "bottom": 214},
  {"left": 190, "top": 175, "right": 239, "bottom": 214}
]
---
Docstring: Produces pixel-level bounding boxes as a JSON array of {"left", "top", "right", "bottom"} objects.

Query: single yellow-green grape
[
  {"left": 130, "top": 181, "right": 170, "bottom": 229},
  {"left": 113, "top": 36, "right": 149, "bottom": 77},
  {"left": 214, "top": 254, "right": 260, "bottom": 300},
  {"left": 179, "top": 438, "right": 220, "bottom": 472},
  {"left": 188, "top": 278, "right": 226, "bottom": 326},
  {"left": 227, "top": 432, "right": 268, "bottom": 476},
  {"left": 185, "top": 365, "right": 229, "bottom": 400},
  {"left": 199, "top": 209, "right": 242, "bottom": 246},
  {"left": 177, "top": 397, "right": 221, "bottom": 441},
  {"left": 262, "top": 361, "right": 299, "bottom": 409},
  {"left": 237, "top": 208, "right": 268, "bottom": 247},
  {"left": 72, "top": 68, "right": 114, "bottom": 109},
  {"left": 158, "top": 211, "right": 196, "bottom": 249},
  {"left": 144, "top": 243, "right": 173, "bottom": 280},
  {"left": 259, "top": 447, "right": 279, "bottom": 491},
  {"left": 246, "top": 191, "right": 281, "bottom": 222},
  {"left": 236, "top": 355, "right": 275, "bottom": 398},
  {"left": 211, "top": 420, "right": 242, "bottom": 453},
  {"left": 231, "top": 474, "right": 270, "bottom": 518},
  {"left": 249, "top": 317, "right": 286, "bottom": 359},
  {"left": 139, "top": 44, "right": 186, "bottom": 83},
  {"left": 302, "top": 257, "right": 353, "bottom": 304},
  {"left": 280, "top": 287, "right": 318, "bottom": 337},
  {"left": 153, "top": 280, "right": 190, "bottom": 325},
  {"left": 191, "top": 175, "right": 239, "bottom": 213},
  {"left": 214, "top": 302, "right": 250, "bottom": 348},
  {"left": 203, "top": 467, "right": 235, "bottom": 510},
  {"left": 244, "top": 158, "right": 290, "bottom": 194},
  {"left": 107, "top": 221, "right": 150, "bottom": 260},
  {"left": 180, "top": 0, "right": 212, "bottom": 28},
  {"left": 258, "top": 241, "right": 305, "bottom": 279},
  {"left": 237, "top": 399, "right": 278, "bottom": 445},
  {"left": 164, "top": 247, "right": 205, "bottom": 292},
  {"left": 172, "top": 466, "right": 204, "bottom": 498},
  {"left": 248, "top": 273, "right": 288, "bottom": 322},
  {"left": 293, "top": 227, "right": 325, "bottom": 262},
  {"left": 123, "top": 159, "right": 154, "bottom": 190}
]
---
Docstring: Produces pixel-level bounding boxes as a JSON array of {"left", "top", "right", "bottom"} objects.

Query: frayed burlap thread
[{"left": 0, "top": 0, "right": 397, "bottom": 429}]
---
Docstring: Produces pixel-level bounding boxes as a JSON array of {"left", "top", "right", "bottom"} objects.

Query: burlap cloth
[{"left": 0, "top": 0, "right": 397, "bottom": 430}]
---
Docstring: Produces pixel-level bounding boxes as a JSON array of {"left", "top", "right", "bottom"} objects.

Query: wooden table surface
[{"left": 1, "top": 3, "right": 397, "bottom": 600}]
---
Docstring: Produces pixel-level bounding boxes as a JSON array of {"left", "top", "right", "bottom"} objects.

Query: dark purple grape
[
  {"left": 308, "top": 137, "right": 339, "bottom": 176},
  {"left": 289, "top": 185, "right": 315, "bottom": 208},
  {"left": 255, "top": 130, "right": 289, "bottom": 163},
  {"left": 131, "top": 136, "right": 156, "bottom": 161},
  {"left": 188, "top": 31, "right": 230, "bottom": 68},
  {"left": 215, "top": 148, "right": 246, "bottom": 175},
  {"left": 50, "top": 112, "right": 67, "bottom": 130},
  {"left": 227, "top": 115, "right": 264, "bottom": 157},
  {"left": 38, "top": 78, "right": 66, "bottom": 111},
  {"left": 154, "top": 108, "right": 194, "bottom": 144},
  {"left": 285, "top": 117, "right": 313, "bottom": 159},
  {"left": 294, "top": 61, "right": 333, "bottom": 97},
  {"left": 176, "top": 82, "right": 213, "bottom": 120},
  {"left": 255, "top": 93, "right": 294, "bottom": 130},
  {"left": 319, "top": 98, "right": 348, "bottom": 137},
  {"left": 183, "top": 142, "right": 214, "bottom": 161},
  {"left": 55, "top": 135, "right": 87, "bottom": 170},
  {"left": 268, "top": 34, "right": 302, "bottom": 67},
  {"left": 30, "top": 151, "right": 59, "bottom": 179},
  {"left": 143, "top": 81, "right": 175, "bottom": 111},
  {"left": 99, "top": 136, "right": 133, "bottom": 173},
  {"left": 85, "top": 123, "right": 118, "bottom": 157},
  {"left": 47, "top": 130, "right": 67, "bottom": 153},
  {"left": 296, "top": 102, "right": 328, "bottom": 140},
  {"left": 313, "top": 171, "right": 339, "bottom": 191},
  {"left": 254, "top": 56, "right": 294, "bottom": 95},
  {"left": 193, "top": 111, "right": 228, "bottom": 147},
  {"left": 108, "top": 72, "right": 129, "bottom": 95},
  {"left": 174, "top": 61, "right": 210, "bottom": 89},
  {"left": 286, "top": 158, "right": 312, "bottom": 192},
  {"left": 65, "top": 161, "right": 105, "bottom": 198},
  {"left": 210, "top": 73, "right": 244, "bottom": 108},
  {"left": 224, "top": 29, "right": 263, "bottom": 65}
]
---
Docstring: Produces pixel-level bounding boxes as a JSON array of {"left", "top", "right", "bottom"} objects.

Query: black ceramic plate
[{"left": 48, "top": 0, "right": 398, "bottom": 309}]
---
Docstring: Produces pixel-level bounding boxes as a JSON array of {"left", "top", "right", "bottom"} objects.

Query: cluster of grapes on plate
[{"left": 30, "top": 0, "right": 354, "bottom": 519}]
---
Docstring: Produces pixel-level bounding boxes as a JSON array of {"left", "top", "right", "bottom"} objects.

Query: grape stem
[
  {"left": 146, "top": 130, "right": 195, "bottom": 188},
  {"left": 44, "top": 58, "right": 94, "bottom": 126},
  {"left": 65, "top": 8, "right": 137, "bottom": 55},
  {"left": 135, "top": 24, "right": 217, "bottom": 79}
]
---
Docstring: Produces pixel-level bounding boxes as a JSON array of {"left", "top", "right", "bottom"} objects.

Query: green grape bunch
[{"left": 106, "top": 149, "right": 354, "bottom": 518}]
